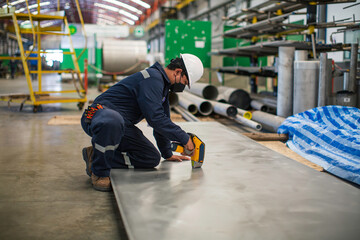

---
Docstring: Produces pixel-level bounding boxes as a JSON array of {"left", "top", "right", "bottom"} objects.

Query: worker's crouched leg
[
  {"left": 89, "top": 108, "right": 125, "bottom": 177},
  {"left": 113, "top": 125, "right": 161, "bottom": 169}
]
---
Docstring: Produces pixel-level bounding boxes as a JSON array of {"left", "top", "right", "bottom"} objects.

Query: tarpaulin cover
[{"left": 278, "top": 106, "right": 360, "bottom": 185}]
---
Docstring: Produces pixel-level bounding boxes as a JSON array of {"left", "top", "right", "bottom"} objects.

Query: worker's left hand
[{"left": 166, "top": 155, "right": 190, "bottom": 162}]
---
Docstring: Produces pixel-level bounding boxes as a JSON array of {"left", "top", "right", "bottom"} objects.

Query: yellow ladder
[{"left": 0, "top": 12, "right": 87, "bottom": 112}]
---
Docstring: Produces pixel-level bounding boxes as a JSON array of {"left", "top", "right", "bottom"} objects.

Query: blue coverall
[{"left": 81, "top": 62, "right": 190, "bottom": 177}]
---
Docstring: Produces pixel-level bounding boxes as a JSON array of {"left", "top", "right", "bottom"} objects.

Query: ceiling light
[
  {"left": 103, "top": 0, "right": 142, "bottom": 14},
  {"left": 130, "top": 0, "right": 150, "bottom": 9},
  {"left": 94, "top": 3, "right": 119, "bottom": 12},
  {"left": 4, "top": 0, "right": 26, "bottom": 7},
  {"left": 119, "top": 10, "right": 138, "bottom": 21},
  {"left": 28, "top": 2, "right": 50, "bottom": 9},
  {"left": 97, "top": 18, "right": 116, "bottom": 25},
  {"left": 15, "top": 2, "right": 50, "bottom": 13},
  {"left": 120, "top": 17, "right": 135, "bottom": 25},
  {"left": 98, "top": 13, "right": 117, "bottom": 22}
]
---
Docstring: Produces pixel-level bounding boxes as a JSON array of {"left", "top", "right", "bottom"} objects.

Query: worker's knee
[
  {"left": 132, "top": 148, "right": 161, "bottom": 168},
  {"left": 149, "top": 150, "right": 161, "bottom": 168}
]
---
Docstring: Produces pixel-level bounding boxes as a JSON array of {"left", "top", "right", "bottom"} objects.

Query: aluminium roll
[{"left": 102, "top": 40, "right": 147, "bottom": 74}]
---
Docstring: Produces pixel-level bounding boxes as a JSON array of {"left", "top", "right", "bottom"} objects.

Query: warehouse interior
[{"left": 0, "top": 0, "right": 359, "bottom": 239}]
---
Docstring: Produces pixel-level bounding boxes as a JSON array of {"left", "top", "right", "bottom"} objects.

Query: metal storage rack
[
  {"left": 0, "top": 9, "right": 87, "bottom": 112},
  {"left": 217, "top": 0, "right": 359, "bottom": 93}
]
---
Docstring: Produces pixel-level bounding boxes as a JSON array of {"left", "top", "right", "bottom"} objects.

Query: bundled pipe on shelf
[
  {"left": 172, "top": 106, "right": 200, "bottom": 122},
  {"left": 179, "top": 91, "right": 213, "bottom": 116},
  {"left": 186, "top": 83, "right": 219, "bottom": 100},
  {"left": 251, "top": 111, "right": 286, "bottom": 133},
  {"left": 234, "top": 115, "right": 262, "bottom": 131},
  {"left": 217, "top": 86, "right": 251, "bottom": 110},
  {"left": 208, "top": 100, "right": 237, "bottom": 118},
  {"left": 177, "top": 95, "right": 198, "bottom": 115},
  {"left": 237, "top": 108, "right": 252, "bottom": 120},
  {"left": 277, "top": 46, "right": 295, "bottom": 117}
]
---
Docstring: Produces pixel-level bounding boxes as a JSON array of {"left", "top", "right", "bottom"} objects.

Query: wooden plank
[
  {"left": 243, "top": 132, "right": 288, "bottom": 141},
  {"left": 48, "top": 115, "right": 81, "bottom": 125},
  {"left": 257, "top": 141, "right": 324, "bottom": 172}
]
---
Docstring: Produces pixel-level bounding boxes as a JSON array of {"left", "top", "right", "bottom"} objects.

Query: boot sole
[
  {"left": 82, "top": 148, "right": 91, "bottom": 177},
  {"left": 92, "top": 184, "right": 112, "bottom": 192}
]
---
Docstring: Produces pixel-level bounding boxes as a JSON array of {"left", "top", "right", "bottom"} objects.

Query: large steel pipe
[
  {"left": 172, "top": 106, "right": 200, "bottom": 122},
  {"left": 234, "top": 115, "right": 262, "bottom": 131},
  {"left": 251, "top": 100, "right": 268, "bottom": 112},
  {"left": 277, "top": 46, "right": 295, "bottom": 117},
  {"left": 237, "top": 108, "right": 252, "bottom": 120},
  {"left": 178, "top": 95, "right": 198, "bottom": 115},
  {"left": 318, "top": 53, "right": 330, "bottom": 107},
  {"left": 187, "top": 83, "right": 219, "bottom": 100},
  {"left": 209, "top": 100, "right": 238, "bottom": 118},
  {"left": 251, "top": 111, "right": 286, "bottom": 133},
  {"left": 169, "top": 92, "right": 179, "bottom": 107},
  {"left": 295, "top": 50, "right": 308, "bottom": 61},
  {"left": 350, "top": 43, "right": 359, "bottom": 107},
  {"left": 217, "top": 86, "right": 251, "bottom": 110},
  {"left": 293, "top": 60, "right": 320, "bottom": 114},
  {"left": 179, "top": 92, "right": 213, "bottom": 116}
]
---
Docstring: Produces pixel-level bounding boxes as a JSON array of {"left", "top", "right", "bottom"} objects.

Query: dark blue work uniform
[{"left": 81, "top": 62, "right": 189, "bottom": 177}]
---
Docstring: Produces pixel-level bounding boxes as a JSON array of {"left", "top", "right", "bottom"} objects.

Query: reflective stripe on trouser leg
[
  {"left": 122, "top": 152, "right": 134, "bottom": 168},
  {"left": 94, "top": 143, "right": 119, "bottom": 153}
]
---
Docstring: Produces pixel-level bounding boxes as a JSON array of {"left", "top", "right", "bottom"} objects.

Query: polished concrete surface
[
  {"left": 112, "top": 122, "right": 360, "bottom": 240},
  {"left": 0, "top": 76, "right": 127, "bottom": 240}
]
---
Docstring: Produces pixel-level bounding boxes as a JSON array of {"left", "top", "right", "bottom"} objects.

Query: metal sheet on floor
[{"left": 111, "top": 122, "right": 360, "bottom": 240}]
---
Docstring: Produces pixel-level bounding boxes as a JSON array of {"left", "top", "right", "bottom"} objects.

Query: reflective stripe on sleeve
[{"left": 140, "top": 69, "right": 150, "bottom": 79}]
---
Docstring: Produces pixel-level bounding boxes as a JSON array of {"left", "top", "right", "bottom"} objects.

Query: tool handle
[
  {"left": 171, "top": 142, "right": 194, "bottom": 155},
  {"left": 171, "top": 142, "right": 184, "bottom": 152}
]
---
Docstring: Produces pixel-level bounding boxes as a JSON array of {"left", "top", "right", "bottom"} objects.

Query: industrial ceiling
[{"left": 1, "top": 0, "right": 158, "bottom": 25}]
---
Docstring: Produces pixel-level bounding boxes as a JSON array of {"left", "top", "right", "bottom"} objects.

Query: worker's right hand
[
  {"left": 184, "top": 137, "right": 195, "bottom": 156},
  {"left": 166, "top": 155, "right": 190, "bottom": 162}
]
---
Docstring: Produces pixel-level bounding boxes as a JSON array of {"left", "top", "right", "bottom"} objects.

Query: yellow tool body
[{"left": 171, "top": 133, "right": 205, "bottom": 168}]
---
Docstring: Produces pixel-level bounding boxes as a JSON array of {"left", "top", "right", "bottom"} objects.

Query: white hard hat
[{"left": 180, "top": 53, "right": 204, "bottom": 89}]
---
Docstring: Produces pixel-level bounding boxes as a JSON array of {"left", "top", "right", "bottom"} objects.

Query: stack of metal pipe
[{"left": 177, "top": 84, "right": 262, "bottom": 131}]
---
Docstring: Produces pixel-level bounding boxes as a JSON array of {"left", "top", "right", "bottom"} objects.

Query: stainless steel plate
[{"left": 111, "top": 122, "right": 360, "bottom": 240}]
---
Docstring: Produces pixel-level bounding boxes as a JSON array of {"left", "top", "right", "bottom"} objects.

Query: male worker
[{"left": 81, "top": 54, "right": 204, "bottom": 191}]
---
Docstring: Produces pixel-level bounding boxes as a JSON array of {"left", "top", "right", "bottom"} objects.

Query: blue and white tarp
[{"left": 278, "top": 106, "right": 360, "bottom": 185}]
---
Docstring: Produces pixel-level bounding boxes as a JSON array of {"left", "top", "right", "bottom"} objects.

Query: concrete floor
[{"left": 0, "top": 76, "right": 128, "bottom": 239}]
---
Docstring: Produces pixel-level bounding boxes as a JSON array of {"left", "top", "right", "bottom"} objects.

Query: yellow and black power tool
[{"left": 171, "top": 133, "right": 205, "bottom": 168}]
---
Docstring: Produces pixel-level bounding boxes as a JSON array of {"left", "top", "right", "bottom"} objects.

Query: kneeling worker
[{"left": 81, "top": 54, "right": 204, "bottom": 191}]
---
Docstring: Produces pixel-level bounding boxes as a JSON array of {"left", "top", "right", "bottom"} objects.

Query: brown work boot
[
  {"left": 82, "top": 146, "right": 93, "bottom": 177},
  {"left": 91, "top": 173, "right": 111, "bottom": 192}
]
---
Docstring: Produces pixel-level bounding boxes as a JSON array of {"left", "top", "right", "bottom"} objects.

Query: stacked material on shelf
[{"left": 278, "top": 105, "right": 360, "bottom": 185}]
